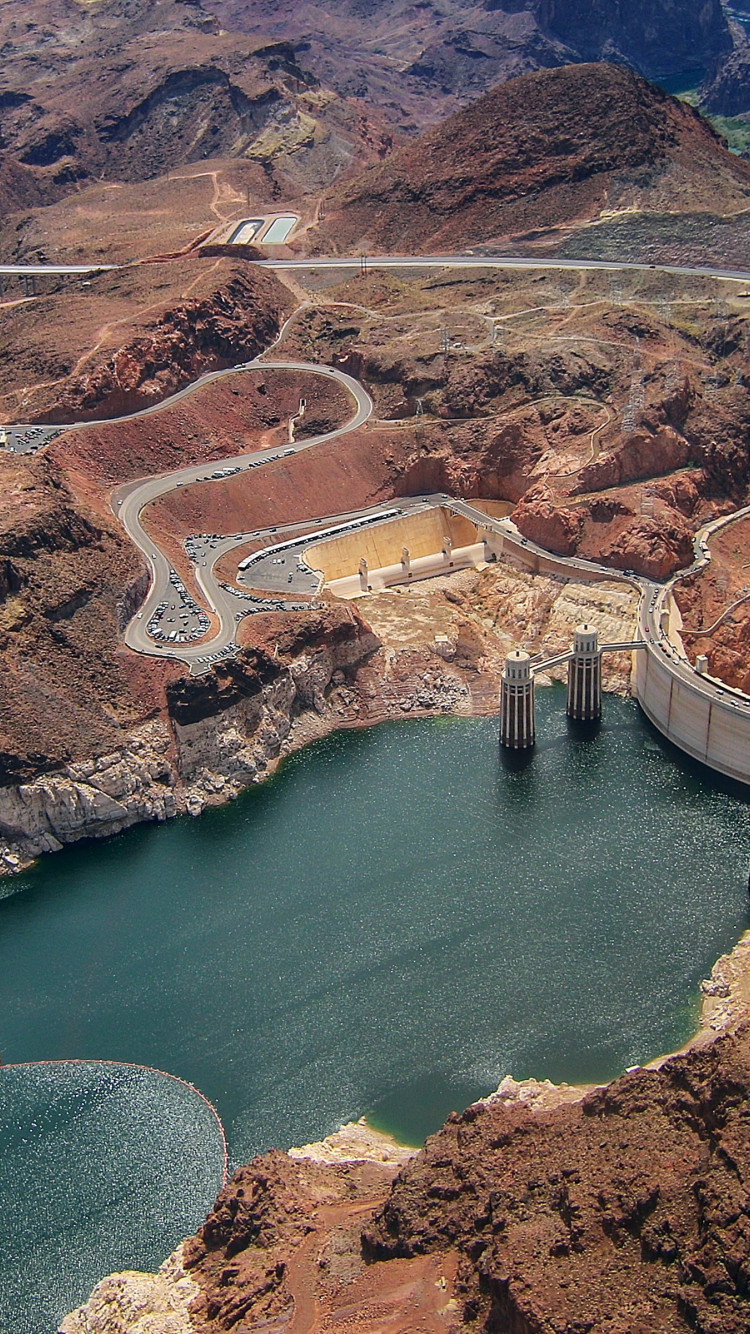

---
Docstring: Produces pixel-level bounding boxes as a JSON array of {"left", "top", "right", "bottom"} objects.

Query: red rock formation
[
  {"left": 172, "top": 1025, "right": 750, "bottom": 1334},
  {"left": 571, "top": 425, "right": 690, "bottom": 495},
  {"left": 512, "top": 485, "right": 583, "bottom": 556},
  {"left": 41, "top": 266, "right": 292, "bottom": 423},
  {"left": 360, "top": 1028, "right": 750, "bottom": 1332},
  {"left": 599, "top": 514, "right": 695, "bottom": 580}
]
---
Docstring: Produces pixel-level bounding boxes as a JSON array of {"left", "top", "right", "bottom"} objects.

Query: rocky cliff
[
  {"left": 700, "top": 44, "right": 750, "bottom": 118},
  {"left": 535, "top": 0, "right": 730, "bottom": 77},
  {"left": 0, "top": 606, "right": 380, "bottom": 870},
  {"left": 40, "top": 265, "right": 291, "bottom": 423}
]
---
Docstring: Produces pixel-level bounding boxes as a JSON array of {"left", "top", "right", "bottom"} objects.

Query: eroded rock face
[
  {"left": 571, "top": 425, "right": 690, "bottom": 494},
  {"left": 536, "top": 0, "right": 730, "bottom": 78},
  {"left": 0, "top": 607, "right": 381, "bottom": 870},
  {"left": 0, "top": 721, "right": 177, "bottom": 863},
  {"left": 512, "top": 484, "right": 583, "bottom": 556},
  {"left": 59, "top": 1245, "right": 200, "bottom": 1334},
  {"left": 600, "top": 513, "right": 695, "bottom": 580},
  {"left": 700, "top": 45, "right": 750, "bottom": 118}
]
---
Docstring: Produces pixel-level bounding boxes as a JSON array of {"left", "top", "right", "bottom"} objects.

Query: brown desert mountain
[
  {"left": 312, "top": 63, "right": 750, "bottom": 255},
  {"left": 206, "top": 0, "right": 733, "bottom": 124},
  {"left": 0, "top": 0, "right": 391, "bottom": 209}
]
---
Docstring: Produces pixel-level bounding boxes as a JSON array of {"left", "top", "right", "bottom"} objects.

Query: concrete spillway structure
[
  {"left": 566, "top": 624, "right": 602, "bottom": 721},
  {"left": 500, "top": 650, "right": 536, "bottom": 749}
]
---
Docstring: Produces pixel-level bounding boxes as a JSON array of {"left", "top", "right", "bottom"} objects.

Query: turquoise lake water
[{"left": 1, "top": 691, "right": 750, "bottom": 1330}]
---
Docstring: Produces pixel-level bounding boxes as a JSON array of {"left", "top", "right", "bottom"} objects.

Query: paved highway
[
  {"left": 0, "top": 264, "right": 117, "bottom": 275},
  {"left": 259, "top": 254, "right": 750, "bottom": 284},
  {"left": 115, "top": 360, "right": 372, "bottom": 672},
  {"left": 10, "top": 251, "right": 750, "bottom": 284}
]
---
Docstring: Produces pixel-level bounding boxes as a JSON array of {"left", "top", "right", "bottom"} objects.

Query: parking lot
[
  {"left": 237, "top": 546, "right": 322, "bottom": 596},
  {"left": 1, "top": 424, "right": 62, "bottom": 454},
  {"left": 146, "top": 570, "right": 210, "bottom": 644}
]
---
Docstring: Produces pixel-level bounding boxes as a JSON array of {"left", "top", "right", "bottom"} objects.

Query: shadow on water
[
  {"left": 498, "top": 744, "right": 536, "bottom": 776},
  {"left": 565, "top": 715, "right": 603, "bottom": 745},
  {"left": 638, "top": 708, "right": 750, "bottom": 806},
  {"left": 367, "top": 1072, "right": 489, "bottom": 1147}
]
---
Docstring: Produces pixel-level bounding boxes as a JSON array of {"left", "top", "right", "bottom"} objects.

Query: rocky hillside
[
  {"left": 313, "top": 63, "right": 750, "bottom": 254},
  {"left": 0, "top": 258, "right": 293, "bottom": 424},
  {"left": 0, "top": 0, "right": 389, "bottom": 205},
  {"left": 205, "top": 0, "right": 732, "bottom": 128},
  {"left": 361, "top": 1024, "right": 750, "bottom": 1333}
]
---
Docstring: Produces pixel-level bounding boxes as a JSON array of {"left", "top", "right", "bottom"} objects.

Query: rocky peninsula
[{"left": 61, "top": 928, "right": 750, "bottom": 1334}]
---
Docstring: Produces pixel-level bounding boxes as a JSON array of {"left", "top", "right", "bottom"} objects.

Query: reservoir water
[
  {"left": 0, "top": 1062, "right": 226, "bottom": 1334},
  {"left": 1, "top": 691, "right": 750, "bottom": 1330}
]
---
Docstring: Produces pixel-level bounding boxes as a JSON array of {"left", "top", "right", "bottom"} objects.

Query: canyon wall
[{"left": 0, "top": 608, "right": 380, "bottom": 871}]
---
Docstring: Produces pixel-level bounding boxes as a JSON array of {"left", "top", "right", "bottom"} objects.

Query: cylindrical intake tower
[
  {"left": 566, "top": 623, "right": 601, "bottom": 721},
  {"left": 500, "top": 650, "right": 535, "bottom": 749}
]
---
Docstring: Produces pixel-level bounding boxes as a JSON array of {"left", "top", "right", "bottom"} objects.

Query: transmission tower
[
  {"left": 665, "top": 362, "right": 681, "bottom": 395},
  {"left": 609, "top": 274, "right": 624, "bottom": 305}
]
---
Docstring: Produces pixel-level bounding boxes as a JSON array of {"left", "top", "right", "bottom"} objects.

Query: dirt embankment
[{"left": 51, "top": 367, "right": 354, "bottom": 505}]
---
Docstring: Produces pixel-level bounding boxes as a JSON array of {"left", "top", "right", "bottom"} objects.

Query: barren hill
[{"left": 312, "top": 63, "right": 750, "bottom": 255}]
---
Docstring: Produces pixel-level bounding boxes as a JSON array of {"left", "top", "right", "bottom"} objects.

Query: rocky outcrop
[
  {"left": 0, "top": 722, "right": 178, "bottom": 866},
  {"left": 0, "top": 606, "right": 380, "bottom": 870},
  {"left": 42, "top": 267, "right": 291, "bottom": 423},
  {"left": 66, "top": 1012, "right": 750, "bottom": 1334},
  {"left": 59, "top": 1246, "right": 200, "bottom": 1334},
  {"left": 571, "top": 424, "right": 690, "bottom": 495},
  {"left": 600, "top": 512, "right": 695, "bottom": 580},
  {"left": 361, "top": 1024, "right": 750, "bottom": 1333},
  {"left": 512, "top": 484, "right": 583, "bottom": 556}
]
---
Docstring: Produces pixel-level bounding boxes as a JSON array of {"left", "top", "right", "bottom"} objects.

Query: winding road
[
  {"left": 112, "top": 360, "right": 372, "bottom": 670},
  {"left": 10, "top": 248, "right": 750, "bottom": 731}
]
